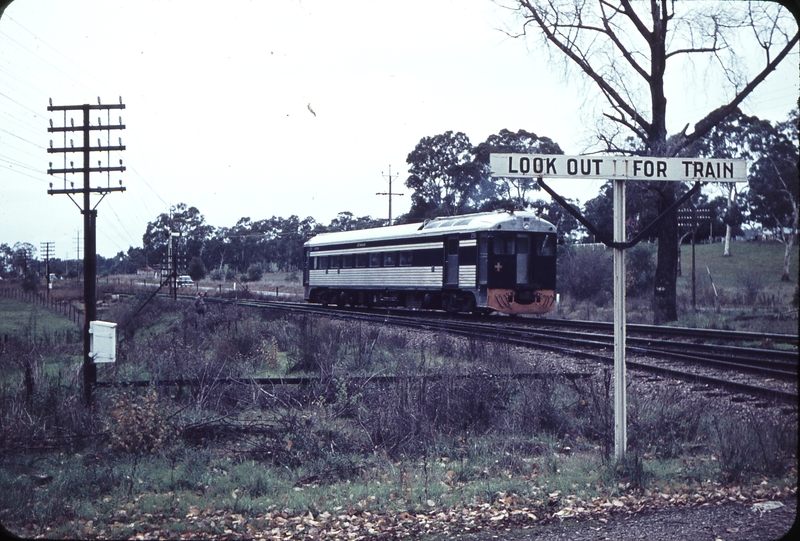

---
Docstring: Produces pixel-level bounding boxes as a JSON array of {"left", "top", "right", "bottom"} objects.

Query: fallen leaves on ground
[{"left": 13, "top": 482, "right": 796, "bottom": 540}]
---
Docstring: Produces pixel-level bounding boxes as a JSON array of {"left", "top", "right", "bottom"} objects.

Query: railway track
[{"left": 204, "top": 296, "right": 797, "bottom": 404}]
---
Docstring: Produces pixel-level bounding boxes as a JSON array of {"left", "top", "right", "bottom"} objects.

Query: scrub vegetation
[
  {"left": 555, "top": 241, "right": 798, "bottom": 333},
  {"left": 0, "top": 289, "right": 796, "bottom": 538}
]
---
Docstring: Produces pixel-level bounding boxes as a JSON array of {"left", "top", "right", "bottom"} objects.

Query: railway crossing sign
[
  {"left": 490, "top": 152, "right": 747, "bottom": 463},
  {"left": 491, "top": 153, "right": 747, "bottom": 183}
]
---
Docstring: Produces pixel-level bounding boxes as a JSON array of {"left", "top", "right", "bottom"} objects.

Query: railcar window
[
  {"left": 493, "top": 237, "right": 515, "bottom": 255},
  {"left": 447, "top": 238, "right": 459, "bottom": 255},
  {"left": 330, "top": 255, "right": 341, "bottom": 269},
  {"left": 516, "top": 236, "right": 530, "bottom": 255},
  {"left": 355, "top": 253, "right": 368, "bottom": 268},
  {"left": 317, "top": 256, "right": 328, "bottom": 270},
  {"left": 342, "top": 254, "right": 354, "bottom": 268},
  {"left": 383, "top": 252, "right": 396, "bottom": 266},
  {"left": 369, "top": 252, "right": 381, "bottom": 267},
  {"left": 399, "top": 251, "right": 412, "bottom": 266},
  {"left": 535, "top": 234, "right": 556, "bottom": 256}
]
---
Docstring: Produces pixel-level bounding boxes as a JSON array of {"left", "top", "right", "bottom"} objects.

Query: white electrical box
[{"left": 89, "top": 320, "right": 117, "bottom": 364}]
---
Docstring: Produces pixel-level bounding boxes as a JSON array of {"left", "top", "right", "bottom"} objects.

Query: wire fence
[{"left": 0, "top": 286, "right": 84, "bottom": 329}]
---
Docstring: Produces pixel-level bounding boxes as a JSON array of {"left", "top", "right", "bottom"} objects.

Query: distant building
[{"left": 136, "top": 266, "right": 158, "bottom": 278}]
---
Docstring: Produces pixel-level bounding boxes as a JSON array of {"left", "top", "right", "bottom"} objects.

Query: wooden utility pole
[
  {"left": 47, "top": 98, "right": 126, "bottom": 406},
  {"left": 377, "top": 165, "right": 404, "bottom": 226}
]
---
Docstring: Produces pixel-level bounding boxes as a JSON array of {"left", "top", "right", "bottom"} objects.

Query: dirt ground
[{"left": 441, "top": 498, "right": 797, "bottom": 541}]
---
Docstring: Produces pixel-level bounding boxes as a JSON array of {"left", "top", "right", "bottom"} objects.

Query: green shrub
[
  {"left": 246, "top": 263, "right": 264, "bottom": 282},
  {"left": 559, "top": 247, "right": 613, "bottom": 306},
  {"left": 103, "top": 389, "right": 176, "bottom": 454},
  {"left": 626, "top": 242, "right": 656, "bottom": 297}
]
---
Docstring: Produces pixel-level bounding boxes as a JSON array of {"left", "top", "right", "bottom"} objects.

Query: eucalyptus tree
[
  {"left": 501, "top": 0, "right": 798, "bottom": 323},
  {"left": 405, "top": 131, "right": 487, "bottom": 219},
  {"left": 142, "top": 203, "right": 214, "bottom": 266},
  {"left": 746, "top": 109, "right": 799, "bottom": 281},
  {"left": 473, "top": 129, "right": 563, "bottom": 209},
  {"left": 681, "top": 108, "right": 765, "bottom": 257}
]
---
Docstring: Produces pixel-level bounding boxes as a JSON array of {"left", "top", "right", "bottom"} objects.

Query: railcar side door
[{"left": 444, "top": 235, "right": 459, "bottom": 288}]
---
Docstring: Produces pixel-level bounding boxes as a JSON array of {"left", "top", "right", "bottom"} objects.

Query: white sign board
[
  {"left": 490, "top": 153, "right": 747, "bottom": 182},
  {"left": 89, "top": 320, "right": 117, "bottom": 364}
]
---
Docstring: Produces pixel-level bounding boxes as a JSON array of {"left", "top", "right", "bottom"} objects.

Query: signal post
[{"left": 490, "top": 153, "right": 746, "bottom": 462}]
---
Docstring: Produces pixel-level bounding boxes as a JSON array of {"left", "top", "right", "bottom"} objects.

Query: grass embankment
[
  {"left": 558, "top": 241, "right": 798, "bottom": 333},
  {"left": 0, "top": 297, "right": 77, "bottom": 340},
  {"left": 0, "top": 297, "right": 796, "bottom": 539}
]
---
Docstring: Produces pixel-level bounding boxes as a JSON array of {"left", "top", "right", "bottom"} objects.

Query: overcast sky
[{"left": 1, "top": 0, "right": 797, "bottom": 258}]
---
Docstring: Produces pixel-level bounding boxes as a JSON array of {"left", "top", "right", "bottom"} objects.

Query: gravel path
[{"left": 442, "top": 498, "right": 797, "bottom": 541}]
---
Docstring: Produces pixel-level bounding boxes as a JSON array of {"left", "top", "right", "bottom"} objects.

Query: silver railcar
[{"left": 303, "top": 210, "right": 557, "bottom": 315}]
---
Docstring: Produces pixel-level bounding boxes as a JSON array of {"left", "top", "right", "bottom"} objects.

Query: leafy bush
[
  {"left": 736, "top": 270, "right": 765, "bottom": 307},
  {"left": 103, "top": 389, "right": 176, "bottom": 454},
  {"left": 246, "top": 263, "right": 264, "bottom": 282},
  {"left": 558, "top": 246, "right": 613, "bottom": 306},
  {"left": 187, "top": 257, "right": 206, "bottom": 281},
  {"left": 625, "top": 242, "right": 656, "bottom": 297}
]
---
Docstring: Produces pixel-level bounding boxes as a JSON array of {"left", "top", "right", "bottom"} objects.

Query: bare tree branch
[{"left": 672, "top": 31, "right": 800, "bottom": 155}]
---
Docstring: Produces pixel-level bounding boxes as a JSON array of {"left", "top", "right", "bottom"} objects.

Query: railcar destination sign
[{"left": 490, "top": 153, "right": 747, "bottom": 182}]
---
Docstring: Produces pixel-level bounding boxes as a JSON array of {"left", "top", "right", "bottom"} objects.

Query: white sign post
[{"left": 490, "top": 153, "right": 746, "bottom": 463}]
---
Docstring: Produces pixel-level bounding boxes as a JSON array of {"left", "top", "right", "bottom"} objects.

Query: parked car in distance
[{"left": 177, "top": 275, "right": 194, "bottom": 286}]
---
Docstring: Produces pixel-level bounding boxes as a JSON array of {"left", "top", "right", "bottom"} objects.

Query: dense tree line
[{"left": 1, "top": 110, "right": 795, "bottom": 285}]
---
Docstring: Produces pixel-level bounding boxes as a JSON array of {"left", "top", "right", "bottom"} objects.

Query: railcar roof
[{"left": 304, "top": 210, "right": 555, "bottom": 247}]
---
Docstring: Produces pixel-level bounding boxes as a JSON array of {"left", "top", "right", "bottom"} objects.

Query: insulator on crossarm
[
  {"left": 119, "top": 96, "right": 122, "bottom": 105},
  {"left": 49, "top": 118, "right": 53, "bottom": 128},
  {"left": 49, "top": 140, "right": 53, "bottom": 148},
  {"left": 97, "top": 97, "right": 101, "bottom": 105},
  {"left": 49, "top": 97, "right": 52, "bottom": 107}
]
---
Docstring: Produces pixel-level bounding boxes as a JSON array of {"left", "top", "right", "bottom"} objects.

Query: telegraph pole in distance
[
  {"left": 47, "top": 97, "right": 126, "bottom": 406},
  {"left": 40, "top": 241, "right": 55, "bottom": 293},
  {"left": 376, "top": 165, "right": 404, "bottom": 226}
]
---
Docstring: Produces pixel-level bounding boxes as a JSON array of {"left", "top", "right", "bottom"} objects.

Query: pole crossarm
[
  {"left": 47, "top": 103, "right": 125, "bottom": 112},
  {"left": 536, "top": 176, "right": 702, "bottom": 250},
  {"left": 48, "top": 144, "right": 126, "bottom": 153},
  {"left": 48, "top": 124, "right": 125, "bottom": 133},
  {"left": 47, "top": 166, "right": 126, "bottom": 175},
  {"left": 47, "top": 187, "right": 127, "bottom": 196}
]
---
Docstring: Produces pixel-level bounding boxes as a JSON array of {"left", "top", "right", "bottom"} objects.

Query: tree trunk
[
  {"left": 723, "top": 185, "right": 735, "bottom": 256},
  {"left": 653, "top": 186, "right": 679, "bottom": 324},
  {"left": 723, "top": 224, "right": 733, "bottom": 256},
  {"left": 782, "top": 235, "right": 795, "bottom": 282}
]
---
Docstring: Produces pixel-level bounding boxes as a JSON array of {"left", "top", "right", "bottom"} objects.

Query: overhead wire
[{"left": 1, "top": 14, "right": 172, "bottom": 256}]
